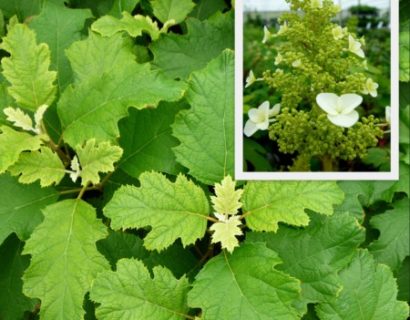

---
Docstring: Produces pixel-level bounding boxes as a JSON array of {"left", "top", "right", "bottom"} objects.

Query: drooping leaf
[
  {"left": 242, "top": 181, "right": 344, "bottom": 232},
  {"left": 210, "top": 175, "right": 243, "bottom": 215},
  {"left": 0, "top": 174, "right": 58, "bottom": 245},
  {"left": 316, "top": 250, "right": 409, "bottom": 320},
  {"left": 151, "top": 12, "right": 234, "bottom": 79},
  {"left": 210, "top": 215, "right": 243, "bottom": 253},
  {"left": 151, "top": 0, "right": 195, "bottom": 24},
  {"left": 23, "top": 199, "right": 110, "bottom": 320},
  {"left": 0, "top": 23, "right": 57, "bottom": 111},
  {"left": 188, "top": 242, "right": 302, "bottom": 320},
  {"left": 75, "top": 139, "right": 123, "bottom": 186},
  {"left": 92, "top": 12, "right": 160, "bottom": 40},
  {"left": 0, "top": 234, "right": 36, "bottom": 319},
  {"left": 0, "top": 125, "right": 42, "bottom": 174},
  {"left": 58, "top": 59, "right": 186, "bottom": 147},
  {"left": 369, "top": 198, "right": 410, "bottom": 271},
  {"left": 66, "top": 32, "right": 135, "bottom": 84},
  {"left": 9, "top": 147, "right": 65, "bottom": 187},
  {"left": 90, "top": 258, "right": 190, "bottom": 320},
  {"left": 104, "top": 171, "right": 210, "bottom": 251},
  {"left": 118, "top": 102, "right": 184, "bottom": 178},
  {"left": 30, "top": 2, "right": 93, "bottom": 90},
  {"left": 247, "top": 213, "right": 365, "bottom": 304},
  {"left": 172, "top": 50, "right": 234, "bottom": 185}
]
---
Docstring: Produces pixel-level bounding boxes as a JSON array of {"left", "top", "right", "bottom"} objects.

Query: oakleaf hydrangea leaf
[
  {"left": 151, "top": 0, "right": 195, "bottom": 24},
  {"left": 0, "top": 125, "right": 42, "bottom": 174},
  {"left": 173, "top": 50, "right": 234, "bottom": 185},
  {"left": 211, "top": 175, "right": 243, "bottom": 215},
  {"left": 242, "top": 181, "right": 344, "bottom": 232},
  {"left": 151, "top": 12, "right": 234, "bottom": 79},
  {"left": 369, "top": 198, "right": 410, "bottom": 271},
  {"left": 23, "top": 199, "right": 110, "bottom": 320},
  {"left": 210, "top": 215, "right": 242, "bottom": 253},
  {"left": 3, "top": 107, "right": 33, "bottom": 131},
  {"left": 66, "top": 32, "right": 136, "bottom": 83},
  {"left": 29, "top": 1, "right": 93, "bottom": 89},
  {"left": 316, "top": 250, "right": 409, "bottom": 320},
  {"left": 104, "top": 172, "right": 210, "bottom": 251},
  {"left": 0, "top": 174, "right": 58, "bottom": 244},
  {"left": 0, "top": 234, "right": 36, "bottom": 320},
  {"left": 109, "top": 0, "right": 141, "bottom": 18},
  {"left": 75, "top": 139, "right": 123, "bottom": 186},
  {"left": 248, "top": 213, "right": 365, "bottom": 304},
  {"left": 58, "top": 59, "right": 186, "bottom": 146},
  {"left": 9, "top": 147, "right": 65, "bottom": 187},
  {"left": 188, "top": 242, "right": 302, "bottom": 319},
  {"left": 90, "top": 258, "right": 190, "bottom": 320},
  {"left": 0, "top": 23, "right": 56, "bottom": 111},
  {"left": 92, "top": 12, "right": 160, "bottom": 40}
]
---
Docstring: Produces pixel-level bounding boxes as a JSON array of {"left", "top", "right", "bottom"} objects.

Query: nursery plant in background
[
  {"left": 244, "top": 0, "right": 392, "bottom": 172},
  {"left": 0, "top": 0, "right": 409, "bottom": 319}
]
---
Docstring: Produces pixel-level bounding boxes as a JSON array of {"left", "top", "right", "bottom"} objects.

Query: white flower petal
[
  {"left": 386, "top": 106, "right": 391, "bottom": 124},
  {"left": 316, "top": 93, "right": 339, "bottom": 115},
  {"left": 244, "top": 120, "right": 258, "bottom": 137},
  {"left": 248, "top": 108, "right": 260, "bottom": 123},
  {"left": 258, "top": 101, "right": 270, "bottom": 114},
  {"left": 262, "top": 26, "right": 271, "bottom": 44},
  {"left": 339, "top": 94, "right": 363, "bottom": 114},
  {"left": 269, "top": 103, "right": 281, "bottom": 117},
  {"left": 256, "top": 120, "right": 269, "bottom": 130},
  {"left": 328, "top": 111, "right": 359, "bottom": 128}
]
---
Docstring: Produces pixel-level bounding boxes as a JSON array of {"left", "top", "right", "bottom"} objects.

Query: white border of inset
[{"left": 235, "top": 0, "right": 400, "bottom": 181}]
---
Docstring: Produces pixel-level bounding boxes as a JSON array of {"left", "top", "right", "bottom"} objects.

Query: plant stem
[
  {"left": 77, "top": 184, "right": 90, "bottom": 199},
  {"left": 322, "top": 155, "right": 334, "bottom": 172}
]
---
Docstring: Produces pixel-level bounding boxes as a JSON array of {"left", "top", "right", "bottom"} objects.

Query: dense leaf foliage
[{"left": 0, "top": 0, "right": 408, "bottom": 319}]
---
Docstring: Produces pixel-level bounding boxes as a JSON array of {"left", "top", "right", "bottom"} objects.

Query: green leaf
[
  {"left": 22, "top": 199, "right": 110, "bottom": 320},
  {"left": 0, "top": 23, "right": 57, "bottom": 111},
  {"left": 172, "top": 50, "right": 234, "bottom": 185},
  {"left": 396, "top": 257, "right": 410, "bottom": 302},
  {"left": 9, "top": 147, "right": 65, "bottom": 187},
  {"left": 0, "top": 234, "right": 36, "bottom": 319},
  {"left": 0, "top": 174, "right": 58, "bottom": 245},
  {"left": 242, "top": 181, "right": 344, "bottom": 232},
  {"left": 29, "top": 2, "right": 93, "bottom": 90},
  {"left": 399, "top": 25, "right": 409, "bottom": 82},
  {"left": 151, "top": 0, "right": 195, "bottom": 24},
  {"left": 188, "top": 242, "right": 302, "bottom": 319},
  {"left": 0, "top": 0, "right": 42, "bottom": 20},
  {"left": 90, "top": 258, "right": 190, "bottom": 320},
  {"left": 104, "top": 171, "right": 210, "bottom": 251},
  {"left": 75, "top": 139, "right": 123, "bottom": 186},
  {"left": 369, "top": 198, "right": 410, "bottom": 271},
  {"left": 92, "top": 12, "right": 160, "bottom": 40},
  {"left": 109, "top": 0, "right": 141, "bottom": 18},
  {"left": 0, "top": 125, "right": 42, "bottom": 174},
  {"left": 316, "top": 250, "right": 409, "bottom": 320},
  {"left": 189, "top": 0, "right": 228, "bottom": 20},
  {"left": 58, "top": 57, "right": 186, "bottom": 147},
  {"left": 247, "top": 213, "right": 365, "bottom": 304},
  {"left": 151, "top": 12, "right": 234, "bottom": 79},
  {"left": 66, "top": 32, "right": 135, "bottom": 84},
  {"left": 118, "top": 102, "right": 184, "bottom": 178}
]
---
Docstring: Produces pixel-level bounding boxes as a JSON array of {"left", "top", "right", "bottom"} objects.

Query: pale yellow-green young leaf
[
  {"left": 211, "top": 175, "right": 243, "bottom": 216},
  {"left": 9, "top": 147, "right": 66, "bottom": 187},
  {"left": 210, "top": 215, "right": 243, "bottom": 253},
  {"left": 0, "top": 23, "right": 57, "bottom": 111},
  {"left": 151, "top": 0, "right": 196, "bottom": 24},
  {"left": 0, "top": 126, "right": 42, "bottom": 174},
  {"left": 76, "top": 139, "right": 123, "bottom": 186},
  {"left": 3, "top": 107, "right": 34, "bottom": 132},
  {"left": 91, "top": 12, "right": 161, "bottom": 40}
]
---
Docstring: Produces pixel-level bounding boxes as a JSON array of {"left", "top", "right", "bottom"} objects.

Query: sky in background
[{"left": 244, "top": 0, "right": 391, "bottom": 11}]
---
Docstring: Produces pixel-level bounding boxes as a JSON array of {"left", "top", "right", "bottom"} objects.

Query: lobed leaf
[{"left": 151, "top": 0, "right": 195, "bottom": 24}]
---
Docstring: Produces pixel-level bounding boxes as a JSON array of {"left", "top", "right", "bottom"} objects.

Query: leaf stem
[{"left": 77, "top": 183, "right": 90, "bottom": 200}]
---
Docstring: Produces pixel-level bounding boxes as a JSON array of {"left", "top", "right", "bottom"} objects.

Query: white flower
[
  {"left": 348, "top": 35, "right": 365, "bottom": 58},
  {"left": 316, "top": 93, "right": 363, "bottom": 128},
  {"left": 332, "top": 26, "right": 345, "bottom": 40},
  {"left": 244, "top": 101, "right": 281, "bottom": 137},
  {"left": 275, "top": 53, "right": 283, "bottom": 65},
  {"left": 385, "top": 106, "right": 391, "bottom": 124},
  {"left": 277, "top": 21, "right": 288, "bottom": 35},
  {"left": 362, "top": 78, "right": 379, "bottom": 97},
  {"left": 262, "top": 26, "right": 272, "bottom": 44},
  {"left": 69, "top": 156, "right": 81, "bottom": 183},
  {"left": 292, "top": 59, "right": 302, "bottom": 68},
  {"left": 245, "top": 70, "right": 256, "bottom": 88},
  {"left": 311, "top": 0, "right": 323, "bottom": 9}
]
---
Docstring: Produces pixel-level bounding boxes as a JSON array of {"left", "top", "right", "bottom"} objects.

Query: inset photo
[{"left": 235, "top": 0, "right": 399, "bottom": 180}]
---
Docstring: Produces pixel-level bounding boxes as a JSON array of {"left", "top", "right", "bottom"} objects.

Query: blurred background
[{"left": 243, "top": 0, "right": 392, "bottom": 172}]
